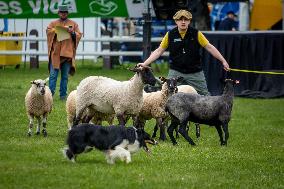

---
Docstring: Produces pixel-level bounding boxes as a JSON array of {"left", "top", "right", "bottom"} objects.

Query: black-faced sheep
[
  {"left": 73, "top": 66, "right": 156, "bottom": 126},
  {"left": 25, "top": 79, "right": 53, "bottom": 137},
  {"left": 166, "top": 79, "right": 239, "bottom": 146},
  {"left": 66, "top": 90, "right": 115, "bottom": 129},
  {"left": 135, "top": 76, "right": 182, "bottom": 140}
]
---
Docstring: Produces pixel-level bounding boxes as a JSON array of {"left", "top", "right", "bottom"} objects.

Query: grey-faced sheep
[
  {"left": 73, "top": 66, "right": 156, "bottom": 126},
  {"left": 66, "top": 90, "right": 115, "bottom": 129},
  {"left": 25, "top": 79, "right": 53, "bottom": 137},
  {"left": 176, "top": 85, "right": 200, "bottom": 138},
  {"left": 135, "top": 76, "right": 182, "bottom": 141},
  {"left": 166, "top": 79, "right": 239, "bottom": 146}
]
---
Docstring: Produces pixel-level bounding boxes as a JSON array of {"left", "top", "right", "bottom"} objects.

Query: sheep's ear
[
  {"left": 31, "top": 81, "right": 35, "bottom": 84},
  {"left": 159, "top": 76, "right": 167, "bottom": 83}
]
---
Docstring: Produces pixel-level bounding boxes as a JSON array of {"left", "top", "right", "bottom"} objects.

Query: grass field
[{"left": 0, "top": 60, "right": 283, "bottom": 189}]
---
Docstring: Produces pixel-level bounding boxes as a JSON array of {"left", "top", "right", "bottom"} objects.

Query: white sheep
[
  {"left": 66, "top": 90, "right": 115, "bottom": 129},
  {"left": 177, "top": 85, "right": 198, "bottom": 94},
  {"left": 136, "top": 76, "right": 182, "bottom": 140},
  {"left": 73, "top": 66, "right": 156, "bottom": 126},
  {"left": 25, "top": 78, "right": 53, "bottom": 137}
]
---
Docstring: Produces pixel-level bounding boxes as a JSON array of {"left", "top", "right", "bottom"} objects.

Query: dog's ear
[{"left": 126, "top": 128, "right": 136, "bottom": 144}]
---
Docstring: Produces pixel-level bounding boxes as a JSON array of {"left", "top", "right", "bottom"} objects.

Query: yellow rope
[{"left": 229, "top": 68, "right": 284, "bottom": 75}]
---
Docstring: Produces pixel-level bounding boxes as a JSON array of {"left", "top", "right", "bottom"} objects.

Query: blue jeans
[{"left": 49, "top": 61, "right": 71, "bottom": 98}]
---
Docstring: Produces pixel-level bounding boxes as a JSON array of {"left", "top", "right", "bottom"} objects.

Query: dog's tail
[{"left": 62, "top": 147, "right": 76, "bottom": 163}]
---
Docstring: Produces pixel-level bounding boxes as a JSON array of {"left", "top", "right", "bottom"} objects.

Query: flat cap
[
  {"left": 58, "top": 5, "right": 69, "bottom": 12},
  {"left": 173, "top": 10, "right": 192, "bottom": 20}
]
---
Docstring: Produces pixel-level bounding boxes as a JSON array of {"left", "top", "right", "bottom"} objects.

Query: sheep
[
  {"left": 73, "top": 66, "right": 156, "bottom": 126},
  {"left": 176, "top": 85, "right": 201, "bottom": 139},
  {"left": 166, "top": 79, "right": 239, "bottom": 146},
  {"left": 25, "top": 78, "right": 53, "bottom": 137},
  {"left": 135, "top": 76, "right": 182, "bottom": 141},
  {"left": 66, "top": 90, "right": 115, "bottom": 129}
]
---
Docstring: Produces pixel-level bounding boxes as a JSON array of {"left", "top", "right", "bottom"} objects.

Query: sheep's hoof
[
  {"left": 27, "top": 132, "right": 32, "bottom": 137},
  {"left": 42, "top": 130, "right": 47, "bottom": 137},
  {"left": 159, "top": 137, "right": 167, "bottom": 141},
  {"left": 36, "top": 131, "right": 40, "bottom": 135}
]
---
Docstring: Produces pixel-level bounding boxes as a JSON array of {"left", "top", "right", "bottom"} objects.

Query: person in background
[
  {"left": 217, "top": 11, "right": 237, "bottom": 31},
  {"left": 138, "top": 10, "right": 229, "bottom": 95},
  {"left": 46, "top": 5, "right": 82, "bottom": 100}
]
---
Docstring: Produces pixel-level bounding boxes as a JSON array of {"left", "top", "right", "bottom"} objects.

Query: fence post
[{"left": 29, "top": 29, "right": 39, "bottom": 69}]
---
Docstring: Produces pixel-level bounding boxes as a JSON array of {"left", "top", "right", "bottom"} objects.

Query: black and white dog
[{"left": 63, "top": 123, "right": 158, "bottom": 164}]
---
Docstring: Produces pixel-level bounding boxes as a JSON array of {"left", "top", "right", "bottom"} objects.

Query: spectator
[
  {"left": 46, "top": 5, "right": 82, "bottom": 100},
  {"left": 217, "top": 11, "right": 238, "bottom": 31}
]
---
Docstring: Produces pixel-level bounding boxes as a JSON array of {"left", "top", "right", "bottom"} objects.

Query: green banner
[{"left": 0, "top": 0, "right": 129, "bottom": 18}]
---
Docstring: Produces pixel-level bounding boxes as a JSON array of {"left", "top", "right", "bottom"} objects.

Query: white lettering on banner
[
  {"left": 0, "top": 1, "right": 9, "bottom": 15},
  {"left": 43, "top": 0, "right": 49, "bottom": 14},
  {"left": 64, "top": 0, "right": 77, "bottom": 13},
  {"left": 28, "top": 0, "right": 41, "bottom": 14},
  {"left": 10, "top": 1, "right": 22, "bottom": 15},
  {"left": 49, "top": 0, "right": 60, "bottom": 14},
  {"left": 0, "top": 1, "right": 22, "bottom": 15}
]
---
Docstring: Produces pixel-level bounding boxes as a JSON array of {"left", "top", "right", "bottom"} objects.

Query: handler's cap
[
  {"left": 173, "top": 10, "right": 192, "bottom": 20},
  {"left": 58, "top": 5, "right": 69, "bottom": 13}
]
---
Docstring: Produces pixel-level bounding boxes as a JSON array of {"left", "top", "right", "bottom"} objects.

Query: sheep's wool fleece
[
  {"left": 25, "top": 85, "right": 53, "bottom": 117},
  {"left": 66, "top": 90, "right": 114, "bottom": 125},
  {"left": 140, "top": 82, "right": 169, "bottom": 119},
  {"left": 76, "top": 74, "right": 144, "bottom": 115},
  {"left": 177, "top": 85, "right": 198, "bottom": 94}
]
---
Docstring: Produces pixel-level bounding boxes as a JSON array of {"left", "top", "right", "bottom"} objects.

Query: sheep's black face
[
  {"left": 167, "top": 79, "right": 178, "bottom": 94},
  {"left": 167, "top": 76, "right": 183, "bottom": 94},
  {"left": 140, "top": 67, "right": 156, "bottom": 86}
]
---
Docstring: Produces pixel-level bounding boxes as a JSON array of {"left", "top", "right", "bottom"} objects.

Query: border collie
[{"left": 63, "top": 123, "right": 157, "bottom": 164}]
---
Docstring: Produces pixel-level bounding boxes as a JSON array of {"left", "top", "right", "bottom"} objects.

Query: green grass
[{"left": 0, "top": 60, "right": 283, "bottom": 189}]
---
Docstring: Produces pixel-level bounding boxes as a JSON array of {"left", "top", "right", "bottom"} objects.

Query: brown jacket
[{"left": 46, "top": 19, "right": 82, "bottom": 75}]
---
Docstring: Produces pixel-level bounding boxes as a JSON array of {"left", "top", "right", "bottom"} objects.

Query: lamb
[
  {"left": 73, "top": 66, "right": 156, "bottom": 126},
  {"left": 166, "top": 79, "right": 239, "bottom": 146},
  {"left": 135, "top": 76, "right": 182, "bottom": 140},
  {"left": 66, "top": 90, "right": 115, "bottom": 129},
  {"left": 25, "top": 78, "right": 53, "bottom": 137}
]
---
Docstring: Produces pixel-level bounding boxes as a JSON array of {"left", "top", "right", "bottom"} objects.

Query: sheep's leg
[
  {"left": 158, "top": 118, "right": 166, "bottom": 141},
  {"left": 167, "top": 118, "right": 179, "bottom": 145},
  {"left": 178, "top": 121, "right": 196, "bottom": 146},
  {"left": 117, "top": 113, "right": 126, "bottom": 126},
  {"left": 27, "top": 115, "right": 34, "bottom": 136},
  {"left": 152, "top": 121, "right": 158, "bottom": 138},
  {"left": 195, "top": 123, "right": 200, "bottom": 138},
  {"left": 73, "top": 107, "right": 86, "bottom": 127},
  {"left": 215, "top": 125, "right": 224, "bottom": 145},
  {"left": 175, "top": 126, "right": 179, "bottom": 138},
  {"left": 42, "top": 113, "right": 47, "bottom": 137},
  {"left": 221, "top": 123, "right": 229, "bottom": 146},
  {"left": 134, "top": 116, "right": 145, "bottom": 129},
  {"left": 36, "top": 116, "right": 41, "bottom": 135}
]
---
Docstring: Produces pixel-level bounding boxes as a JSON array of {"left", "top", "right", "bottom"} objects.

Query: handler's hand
[
  {"left": 222, "top": 60, "right": 230, "bottom": 71},
  {"left": 137, "top": 63, "right": 146, "bottom": 67}
]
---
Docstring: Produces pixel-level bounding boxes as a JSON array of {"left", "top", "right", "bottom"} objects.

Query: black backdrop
[{"left": 202, "top": 31, "right": 284, "bottom": 98}]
